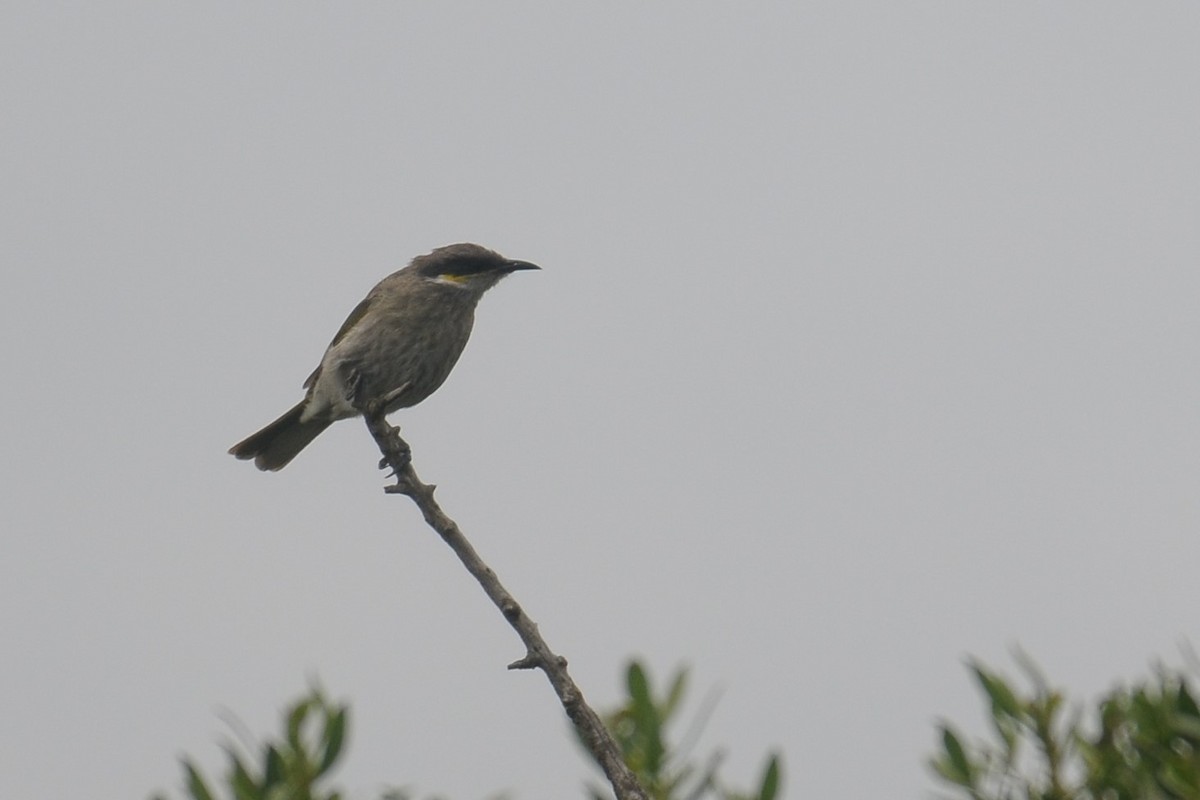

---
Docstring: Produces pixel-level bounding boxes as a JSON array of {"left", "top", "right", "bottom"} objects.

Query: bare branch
[{"left": 363, "top": 409, "right": 648, "bottom": 800}]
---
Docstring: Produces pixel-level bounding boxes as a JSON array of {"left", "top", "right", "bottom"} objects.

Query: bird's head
[{"left": 414, "top": 243, "right": 540, "bottom": 294}]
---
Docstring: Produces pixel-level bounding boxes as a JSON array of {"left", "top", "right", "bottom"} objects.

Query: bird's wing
[{"left": 303, "top": 295, "right": 374, "bottom": 390}]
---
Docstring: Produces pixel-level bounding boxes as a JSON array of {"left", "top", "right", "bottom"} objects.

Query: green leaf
[
  {"left": 970, "top": 662, "right": 1022, "bottom": 720},
  {"left": 182, "top": 760, "right": 216, "bottom": 800},
  {"left": 1170, "top": 712, "right": 1200, "bottom": 743},
  {"left": 1177, "top": 681, "right": 1200, "bottom": 718},
  {"left": 287, "top": 699, "right": 312, "bottom": 751},
  {"left": 318, "top": 707, "right": 348, "bottom": 775},
  {"left": 1159, "top": 761, "right": 1200, "bottom": 797},
  {"left": 627, "top": 662, "right": 654, "bottom": 714},
  {"left": 935, "top": 725, "right": 974, "bottom": 786},
  {"left": 223, "top": 745, "right": 260, "bottom": 800},
  {"left": 264, "top": 744, "right": 285, "bottom": 787},
  {"left": 757, "top": 754, "right": 781, "bottom": 800},
  {"left": 663, "top": 668, "right": 689, "bottom": 720},
  {"left": 625, "top": 661, "right": 665, "bottom": 774}
]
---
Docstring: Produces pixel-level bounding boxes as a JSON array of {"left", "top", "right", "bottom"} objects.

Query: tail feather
[{"left": 229, "top": 401, "right": 332, "bottom": 471}]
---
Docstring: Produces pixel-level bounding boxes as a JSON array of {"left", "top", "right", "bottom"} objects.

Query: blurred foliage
[
  {"left": 153, "top": 663, "right": 781, "bottom": 800},
  {"left": 931, "top": 654, "right": 1200, "bottom": 800},
  {"left": 152, "top": 686, "right": 349, "bottom": 800},
  {"left": 154, "top": 649, "right": 1200, "bottom": 800},
  {"left": 582, "top": 661, "right": 781, "bottom": 800}
]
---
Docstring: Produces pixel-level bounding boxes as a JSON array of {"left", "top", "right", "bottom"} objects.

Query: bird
[{"left": 229, "top": 243, "right": 540, "bottom": 471}]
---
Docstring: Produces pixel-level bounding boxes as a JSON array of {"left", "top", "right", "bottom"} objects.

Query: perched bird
[{"left": 230, "top": 243, "right": 540, "bottom": 471}]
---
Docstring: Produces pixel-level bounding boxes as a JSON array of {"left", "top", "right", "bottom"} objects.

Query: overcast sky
[{"left": 3, "top": 3, "right": 1199, "bottom": 799}]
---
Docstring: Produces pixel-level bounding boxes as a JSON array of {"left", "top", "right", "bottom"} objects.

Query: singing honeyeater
[{"left": 229, "top": 243, "right": 540, "bottom": 471}]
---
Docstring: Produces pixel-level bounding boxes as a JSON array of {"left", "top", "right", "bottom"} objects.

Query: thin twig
[{"left": 363, "top": 409, "right": 649, "bottom": 800}]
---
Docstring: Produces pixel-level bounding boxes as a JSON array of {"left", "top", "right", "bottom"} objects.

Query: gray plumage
[{"left": 230, "top": 243, "right": 539, "bottom": 471}]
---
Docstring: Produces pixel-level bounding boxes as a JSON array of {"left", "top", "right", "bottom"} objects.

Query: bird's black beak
[{"left": 504, "top": 259, "right": 541, "bottom": 272}]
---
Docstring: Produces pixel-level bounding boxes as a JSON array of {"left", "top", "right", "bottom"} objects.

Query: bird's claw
[{"left": 378, "top": 433, "right": 412, "bottom": 476}]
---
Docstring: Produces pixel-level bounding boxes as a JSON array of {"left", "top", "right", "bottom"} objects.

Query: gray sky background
[{"left": 3, "top": 3, "right": 1198, "bottom": 799}]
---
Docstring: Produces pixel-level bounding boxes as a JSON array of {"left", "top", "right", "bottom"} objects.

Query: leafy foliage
[
  {"left": 153, "top": 687, "right": 349, "bottom": 800},
  {"left": 154, "top": 664, "right": 781, "bottom": 800},
  {"left": 931, "top": 655, "right": 1200, "bottom": 800},
  {"left": 584, "top": 661, "right": 782, "bottom": 800}
]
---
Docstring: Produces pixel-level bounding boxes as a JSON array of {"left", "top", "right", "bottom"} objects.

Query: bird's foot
[{"left": 378, "top": 428, "right": 411, "bottom": 475}]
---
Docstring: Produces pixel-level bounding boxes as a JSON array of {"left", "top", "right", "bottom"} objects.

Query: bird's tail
[{"left": 228, "top": 401, "right": 332, "bottom": 471}]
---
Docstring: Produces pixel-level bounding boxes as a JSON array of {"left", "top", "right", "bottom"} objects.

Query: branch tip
[{"left": 508, "top": 654, "right": 541, "bottom": 671}]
